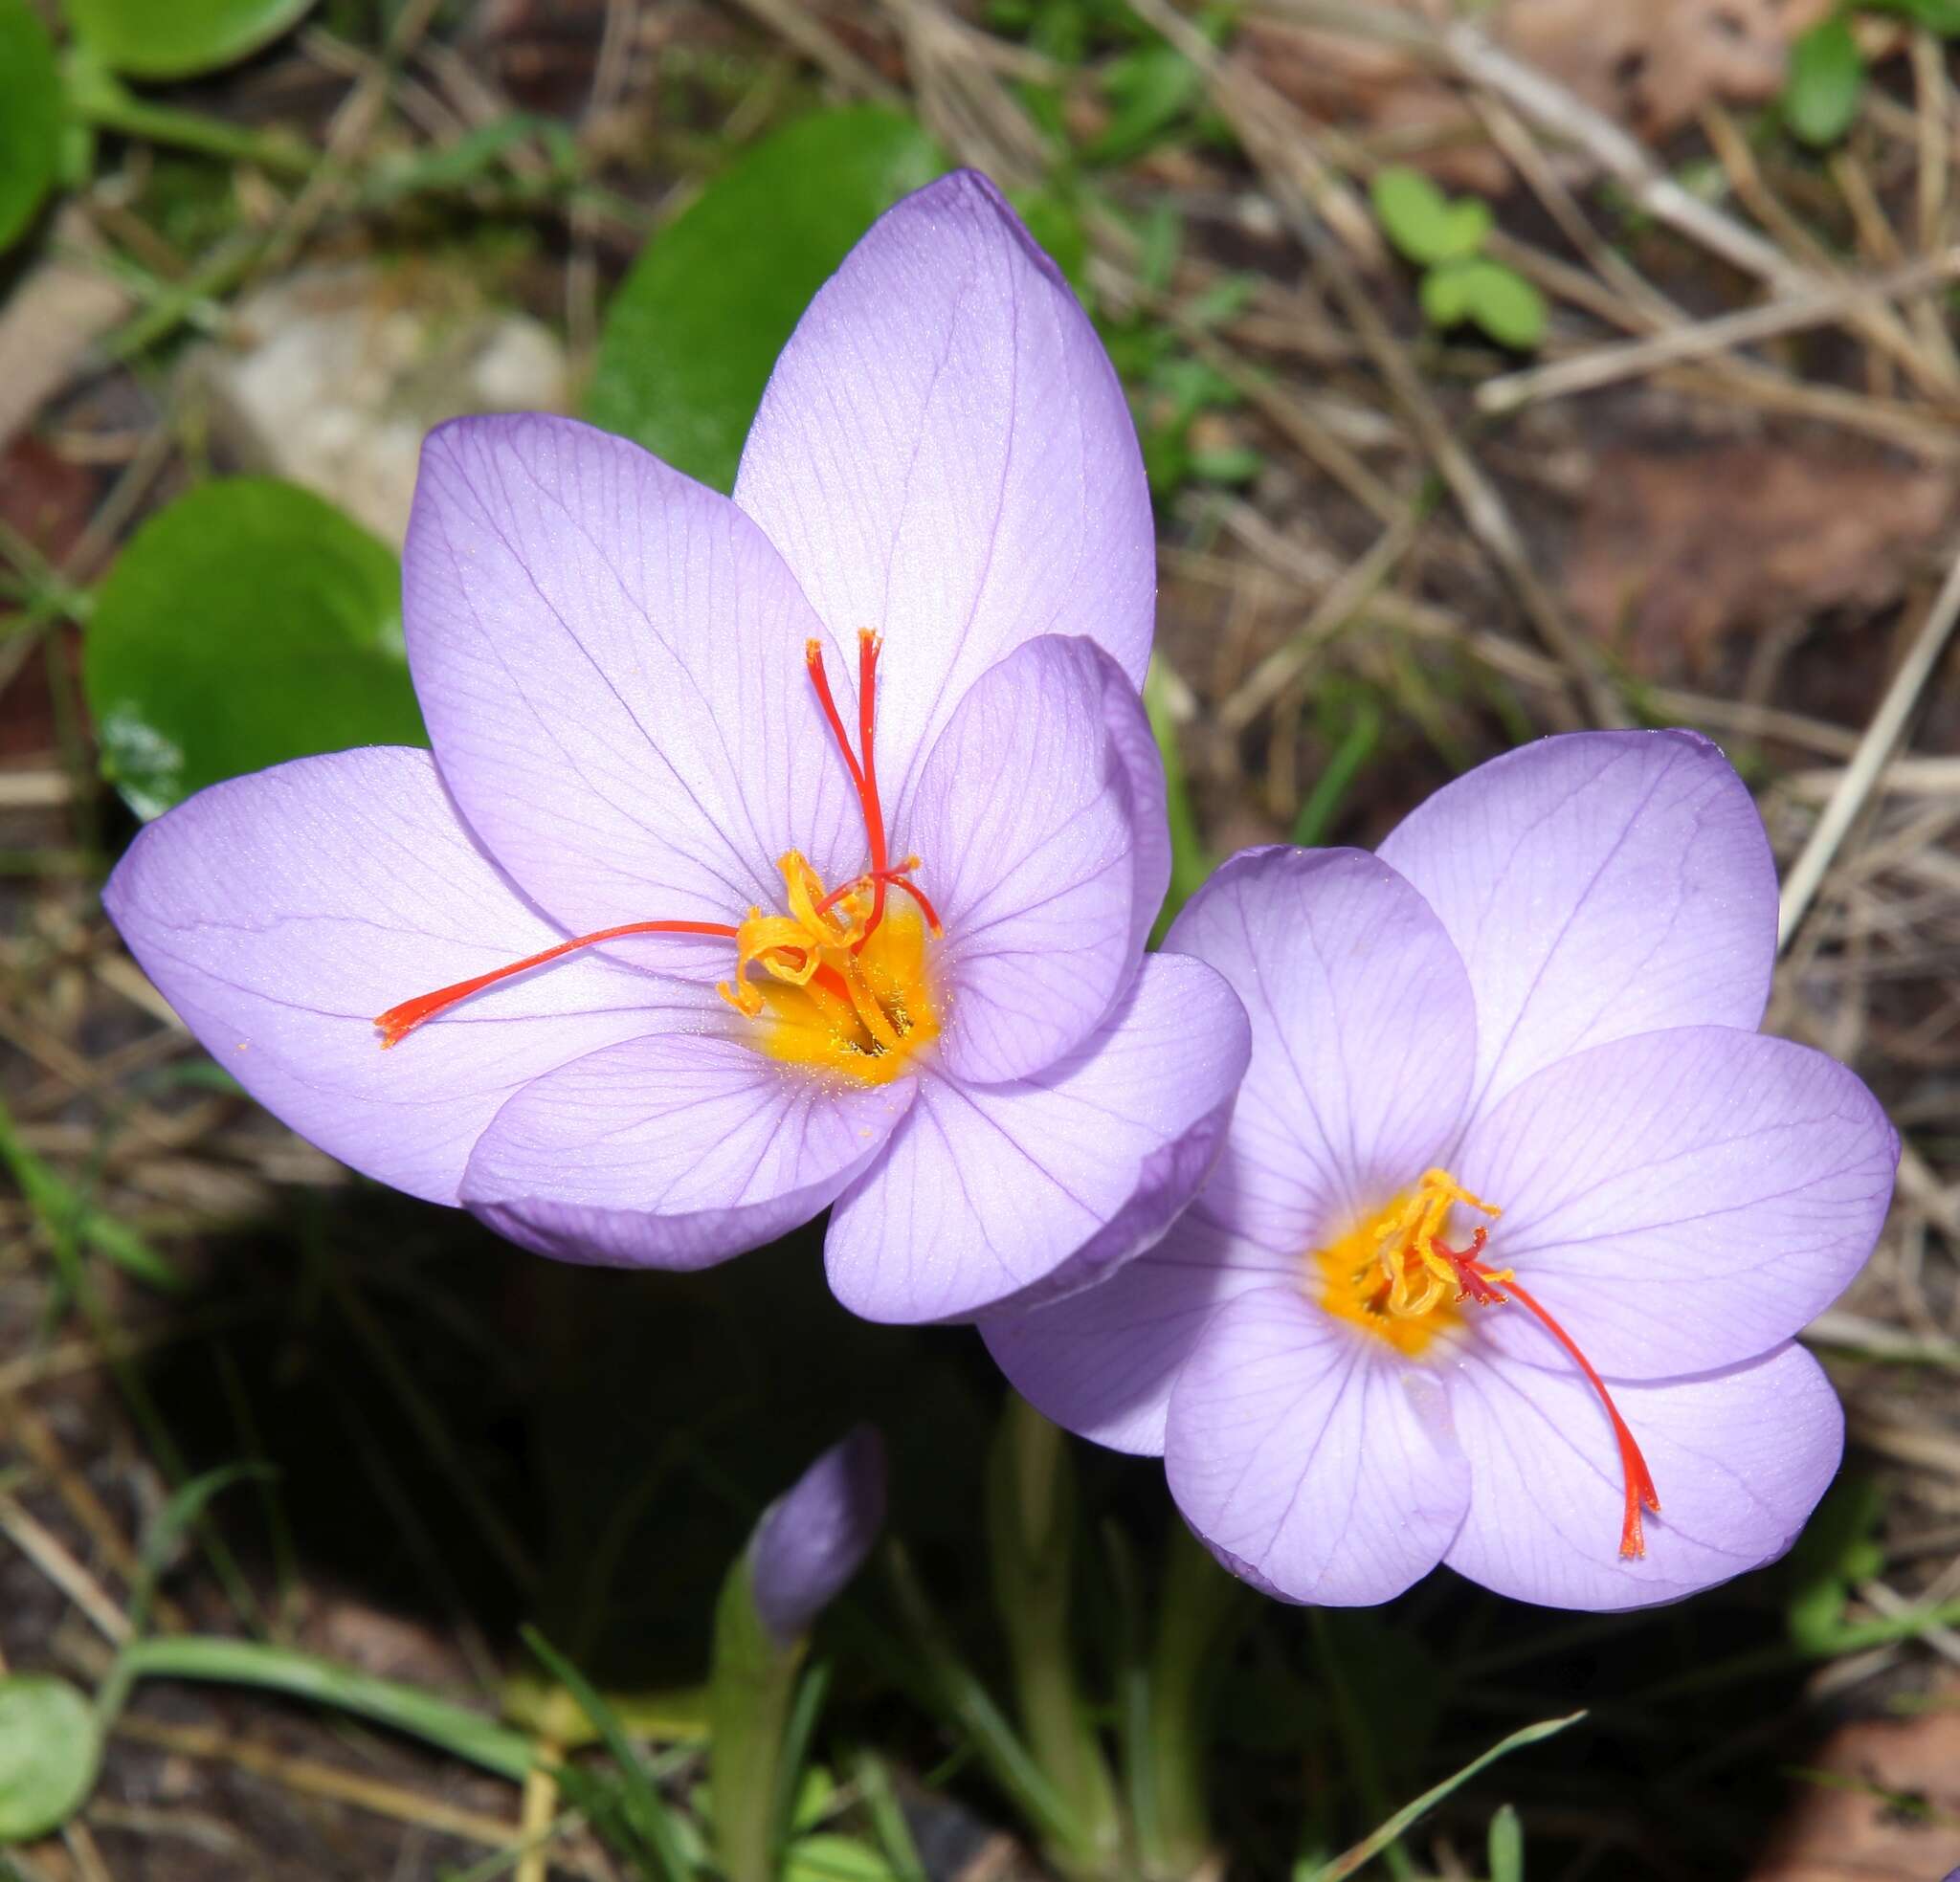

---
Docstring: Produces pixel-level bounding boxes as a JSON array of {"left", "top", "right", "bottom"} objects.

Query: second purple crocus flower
[
  {"left": 988, "top": 731, "right": 1898, "bottom": 1611},
  {"left": 103, "top": 171, "right": 1249, "bottom": 1323}
]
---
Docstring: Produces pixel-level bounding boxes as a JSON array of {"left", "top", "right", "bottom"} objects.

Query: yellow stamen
[
  {"left": 716, "top": 852, "right": 938, "bottom": 1086},
  {"left": 1312, "top": 1169, "right": 1503, "bottom": 1357},
  {"left": 718, "top": 853, "right": 869, "bottom": 1017},
  {"left": 753, "top": 898, "right": 939, "bottom": 1087}
]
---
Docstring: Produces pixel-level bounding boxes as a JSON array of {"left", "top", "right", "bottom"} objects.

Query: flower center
[
  {"left": 373, "top": 630, "right": 944, "bottom": 1086},
  {"left": 1312, "top": 1168, "right": 1661, "bottom": 1560}
]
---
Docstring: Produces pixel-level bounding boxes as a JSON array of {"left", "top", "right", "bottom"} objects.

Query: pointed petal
[
  {"left": 1458, "top": 1027, "right": 1897, "bottom": 1378},
  {"left": 1167, "top": 1286, "right": 1470, "bottom": 1605},
  {"left": 404, "top": 413, "right": 860, "bottom": 938},
  {"left": 1377, "top": 731, "right": 1777, "bottom": 1116},
  {"left": 461, "top": 1032, "right": 915, "bottom": 1270},
  {"left": 908, "top": 635, "right": 1166, "bottom": 1083},
  {"left": 733, "top": 171, "right": 1153, "bottom": 827},
  {"left": 1443, "top": 1342, "right": 1843, "bottom": 1610},
  {"left": 825, "top": 953, "right": 1249, "bottom": 1323},
  {"left": 982, "top": 1214, "right": 1291, "bottom": 1456},
  {"left": 1163, "top": 846, "right": 1477, "bottom": 1251},
  {"left": 100, "top": 748, "right": 688, "bottom": 1205}
]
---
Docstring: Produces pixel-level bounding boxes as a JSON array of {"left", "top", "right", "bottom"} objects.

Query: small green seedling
[
  {"left": 1371, "top": 167, "right": 1546, "bottom": 351},
  {"left": 1783, "top": 1, "right": 1960, "bottom": 149},
  {"left": 1783, "top": 12, "right": 1865, "bottom": 146}
]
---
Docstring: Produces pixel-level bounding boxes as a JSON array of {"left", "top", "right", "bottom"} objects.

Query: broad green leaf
[
  {"left": 1418, "top": 258, "right": 1477, "bottom": 330},
  {"left": 57, "top": 0, "right": 315, "bottom": 79},
  {"left": 1783, "top": 15, "right": 1865, "bottom": 148},
  {"left": 1371, "top": 166, "right": 1457, "bottom": 267},
  {"left": 0, "top": 0, "right": 60, "bottom": 253},
  {"left": 588, "top": 106, "right": 946, "bottom": 495},
  {"left": 1424, "top": 258, "right": 1546, "bottom": 349},
  {"left": 1434, "top": 196, "right": 1493, "bottom": 262},
  {"left": 1459, "top": 258, "right": 1547, "bottom": 350},
  {"left": 84, "top": 478, "right": 421, "bottom": 819},
  {"left": 0, "top": 1676, "right": 100, "bottom": 1844}
]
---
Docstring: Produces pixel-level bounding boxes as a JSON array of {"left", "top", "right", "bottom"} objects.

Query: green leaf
[
  {"left": 588, "top": 107, "right": 946, "bottom": 495},
  {"left": 1189, "top": 445, "right": 1263, "bottom": 485},
  {"left": 1870, "top": 0, "right": 1960, "bottom": 31},
  {"left": 133, "top": 1464, "right": 269, "bottom": 1635},
  {"left": 83, "top": 478, "right": 421, "bottom": 819},
  {"left": 785, "top": 1835, "right": 899, "bottom": 1882},
  {"left": 1292, "top": 699, "right": 1381, "bottom": 848},
  {"left": 56, "top": 0, "right": 315, "bottom": 79},
  {"left": 0, "top": 1094, "right": 184, "bottom": 1292},
  {"left": 1434, "top": 196, "right": 1493, "bottom": 262},
  {"left": 1371, "top": 166, "right": 1458, "bottom": 267},
  {"left": 1459, "top": 259, "right": 1547, "bottom": 350},
  {"left": 1419, "top": 258, "right": 1477, "bottom": 330},
  {"left": 1145, "top": 659, "right": 1211, "bottom": 941},
  {"left": 523, "top": 1627, "right": 694, "bottom": 1882},
  {"left": 0, "top": 0, "right": 61, "bottom": 253},
  {"left": 117, "top": 1635, "right": 534, "bottom": 1781},
  {"left": 1299, "top": 1713, "right": 1584, "bottom": 1882},
  {"left": 1423, "top": 258, "right": 1547, "bottom": 350},
  {"left": 1783, "top": 1473, "right": 1885, "bottom": 1652},
  {"left": 1783, "top": 15, "right": 1866, "bottom": 148},
  {"left": 0, "top": 1676, "right": 100, "bottom": 1844},
  {"left": 1086, "top": 43, "right": 1201, "bottom": 166},
  {"left": 1487, "top": 1803, "right": 1525, "bottom": 1882}
]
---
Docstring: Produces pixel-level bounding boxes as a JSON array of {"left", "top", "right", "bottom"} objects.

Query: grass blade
[
  {"left": 522, "top": 1626, "right": 694, "bottom": 1881},
  {"left": 116, "top": 1635, "right": 536, "bottom": 1782},
  {"left": 1300, "top": 1712, "right": 1585, "bottom": 1882}
]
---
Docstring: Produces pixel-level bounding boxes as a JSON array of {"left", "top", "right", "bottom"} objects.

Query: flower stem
[
  {"left": 707, "top": 1560, "right": 801, "bottom": 1882},
  {"left": 66, "top": 59, "right": 318, "bottom": 177},
  {"left": 1129, "top": 1522, "right": 1244, "bottom": 1878},
  {"left": 987, "top": 1394, "right": 1124, "bottom": 1877}
]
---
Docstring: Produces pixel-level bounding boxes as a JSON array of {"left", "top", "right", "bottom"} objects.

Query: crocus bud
[{"left": 748, "top": 1426, "right": 886, "bottom": 1648}]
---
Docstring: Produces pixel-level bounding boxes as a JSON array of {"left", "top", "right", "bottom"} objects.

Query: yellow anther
[
  {"left": 1367, "top": 1168, "right": 1501, "bottom": 1320},
  {"left": 1311, "top": 1168, "right": 1504, "bottom": 1354},
  {"left": 717, "top": 852, "right": 874, "bottom": 1016}
]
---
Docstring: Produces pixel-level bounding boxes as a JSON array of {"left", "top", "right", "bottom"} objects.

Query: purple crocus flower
[
  {"left": 101, "top": 172, "right": 1249, "bottom": 1322},
  {"left": 987, "top": 731, "right": 1899, "bottom": 1610},
  {"left": 749, "top": 1426, "right": 887, "bottom": 1646}
]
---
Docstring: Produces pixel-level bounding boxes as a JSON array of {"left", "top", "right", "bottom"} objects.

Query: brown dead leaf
[
  {"left": 0, "top": 206, "right": 135, "bottom": 455},
  {"left": 1566, "top": 442, "right": 1958, "bottom": 677},
  {"left": 1504, "top": 0, "right": 1835, "bottom": 143},
  {"left": 1750, "top": 1699, "right": 1960, "bottom": 1882},
  {"left": 1243, "top": 0, "right": 1834, "bottom": 190}
]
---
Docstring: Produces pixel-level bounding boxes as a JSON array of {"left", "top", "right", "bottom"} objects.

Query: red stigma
[
  {"left": 1438, "top": 1235, "right": 1661, "bottom": 1561},
  {"left": 374, "top": 634, "right": 939, "bottom": 1047},
  {"left": 806, "top": 633, "right": 901, "bottom": 948},
  {"left": 373, "top": 919, "right": 740, "bottom": 1047}
]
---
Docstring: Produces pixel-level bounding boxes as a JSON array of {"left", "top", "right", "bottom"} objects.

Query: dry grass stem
[
  {"left": 1779, "top": 543, "right": 1960, "bottom": 951},
  {"left": 1480, "top": 249, "right": 1960, "bottom": 415}
]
